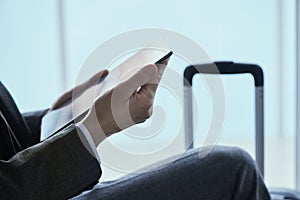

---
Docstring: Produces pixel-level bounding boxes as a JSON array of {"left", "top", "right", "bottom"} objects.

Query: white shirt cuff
[{"left": 75, "top": 122, "right": 101, "bottom": 164}]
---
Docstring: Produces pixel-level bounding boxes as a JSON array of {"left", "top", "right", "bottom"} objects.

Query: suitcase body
[{"left": 183, "top": 61, "right": 300, "bottom": 199}]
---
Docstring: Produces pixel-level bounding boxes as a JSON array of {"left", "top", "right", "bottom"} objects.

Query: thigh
[{"left": 72, "top": 146, "right": 269, "bottom": 200}]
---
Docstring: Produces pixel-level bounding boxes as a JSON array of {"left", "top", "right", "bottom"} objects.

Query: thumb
[{"left": 115, "top": 64, "right": 157, "bottom": 99}]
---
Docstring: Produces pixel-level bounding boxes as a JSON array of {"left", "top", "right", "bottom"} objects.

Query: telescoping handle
[{"left": 183, "top": 61, "right": 264, "bottom": 176}]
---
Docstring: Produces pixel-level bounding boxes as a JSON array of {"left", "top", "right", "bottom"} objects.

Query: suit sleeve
[
  {"left": 0, "top": 124, "right": 102, "bottom": 200},
  {"left": 23, "top": 109, "right": 48, "bottom": 145}
]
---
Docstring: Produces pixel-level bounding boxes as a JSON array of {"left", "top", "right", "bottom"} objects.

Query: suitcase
[{"left": 183, "top": 61, "right": 300, "bottom": 200}]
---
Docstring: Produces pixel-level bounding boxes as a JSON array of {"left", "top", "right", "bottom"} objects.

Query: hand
[
  {"left": 81, "top": 59, "right": 169, "bottom": 146},
  {"left": 50, "top": 70, "right": 109, "bottom": 111}
]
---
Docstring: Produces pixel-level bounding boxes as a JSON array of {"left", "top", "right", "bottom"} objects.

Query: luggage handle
[
  {"left": 183, "top": 62, "right": 264, "bottom": 176},
  {"left": 184, "top": 62, "right": 263, "bottom": 86}
]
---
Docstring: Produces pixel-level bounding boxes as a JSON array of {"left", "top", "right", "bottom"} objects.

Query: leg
[{"left": 73, "top": 146, "right": 271, "bottom": 200}]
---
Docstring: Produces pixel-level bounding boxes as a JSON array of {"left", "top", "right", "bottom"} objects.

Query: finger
[
  {"left": 51, "top": 70, "right": 109, "bottom": 110},
  {"left": 51, "top": 90, "right": 73, "bottom": 110},
  {"left": 87, "top": 70, "right": 109, "bottom": 85},
  {"left": 139, "top": 59, "right": 168, "bottom": 94},
  {"left": 115, "top": 64, "right": 157, "bottom": 99},
  {"left": 138, "top": 83, "right": 156, "bottom": 101},
  {"left": 77, "top": 70, "right": 109, "bottom": 93}
]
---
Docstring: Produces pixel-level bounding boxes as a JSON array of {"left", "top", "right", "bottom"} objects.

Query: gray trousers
[{"left": 73, "top": 146, "right": 271, "bottom": 200}]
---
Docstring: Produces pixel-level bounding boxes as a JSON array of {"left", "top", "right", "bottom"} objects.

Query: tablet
[{"left": 41, "top": 48, "right": 172, "bottom": 140}]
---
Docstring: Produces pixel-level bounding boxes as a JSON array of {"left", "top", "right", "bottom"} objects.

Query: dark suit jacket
[{"left": 0, "top": 82, "right": 102, "bottom": 200}]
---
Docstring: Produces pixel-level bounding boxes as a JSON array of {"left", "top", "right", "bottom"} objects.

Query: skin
[{"left": 51, "top": 59, "right": 169, "bottom": 147}]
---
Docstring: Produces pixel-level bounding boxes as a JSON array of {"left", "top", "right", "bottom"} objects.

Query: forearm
[{"left": 0, "top": 125, "right": 101, "bottom": 200}]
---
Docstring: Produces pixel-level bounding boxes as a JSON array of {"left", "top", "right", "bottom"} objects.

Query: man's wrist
[
  {"left": 75, "top": 123, "right": 101, "bottom": 163},
  {"left": 80, "top": 111, "right": 107, "bottom": 147}
]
